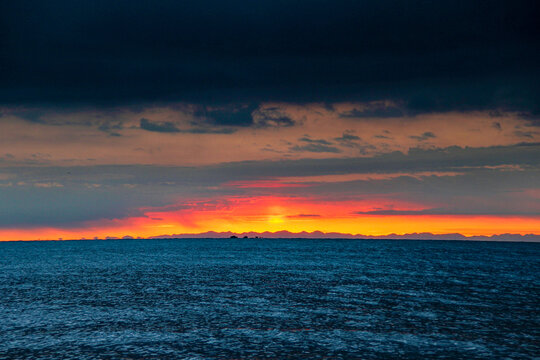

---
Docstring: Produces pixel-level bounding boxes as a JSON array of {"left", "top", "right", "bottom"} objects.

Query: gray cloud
[
  {"left": 252, "top": 107, "right": 295, "bottom": 127},
  {"left": 192, "top": 104, "right": 257, "bottom": 127},
  {"left": 1, "top": 142, "right": 538, "bottom": 227},
  {"left": 410, "top": 131, "right": 436, "bottom": 141},
  {"left": 182, "top": 127, "right": 237, "bottom": 134},
  {"left": 139, "top": 118, "right": 180, "bottom": 133},
  {"left": 298, "top": 136, "right": 334, "bottom": 145},
  {"left": 288, "top": 136, "right": 342, "bottom": 153},
  {"left": 514, "top": 130, "right": 538, "bottom": 139},
  {"left": 139, "top": 117, "right": 237, "bottom": 134},
  {"left": 334, "top": 130, "right": 369, "bottom": 150},
  {"left": 339, "top": 104, "right": 405, "bottom": 119},
  {"left": 289, "top": 144, "right": 342, "bottom": 153},
  {"left": 334, "top": 132, "right": 361, "bottom": 142}
]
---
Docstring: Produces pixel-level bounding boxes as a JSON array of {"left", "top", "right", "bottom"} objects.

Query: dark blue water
[{"left": 0, "top": 239, "right": 538, "bottom": 359}]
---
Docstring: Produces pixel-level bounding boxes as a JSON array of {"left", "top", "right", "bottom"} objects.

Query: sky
[{"left": 1, "top": 0, "right": 539, "bottom": 240}]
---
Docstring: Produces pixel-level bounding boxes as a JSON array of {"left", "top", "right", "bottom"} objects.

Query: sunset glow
[
  {"left": 1, "top": 193, "right": 539, "bottom": 241},
  {"left": 1, "top": 1, "right": 539, "bottom": 242},
  {"left": 2, "top": 2, "right": 539, "bottom": 359}
]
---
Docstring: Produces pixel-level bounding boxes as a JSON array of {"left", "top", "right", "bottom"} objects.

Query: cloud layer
[
  {"left": 1, "top": 0, "right": 539, "bottom": 117},
  {"left": 0, "top": 1, "right": 539, "bottom": 239}
]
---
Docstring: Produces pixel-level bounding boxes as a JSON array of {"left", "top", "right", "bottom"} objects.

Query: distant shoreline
[{"left": 2, "top": 234, "right": 539, "bottom": 243}]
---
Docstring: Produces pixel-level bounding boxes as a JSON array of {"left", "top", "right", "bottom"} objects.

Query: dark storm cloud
[{"left": 1, "top": 0, "right": 539, "bottom": 117}]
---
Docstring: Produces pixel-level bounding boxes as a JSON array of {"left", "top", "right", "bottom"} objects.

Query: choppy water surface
[{"left": 0, "top": 239, "right": 538, "bottom": 359}]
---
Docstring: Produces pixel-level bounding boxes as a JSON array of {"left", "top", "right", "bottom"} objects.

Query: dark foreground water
[{"left": 0, "top": 239, "right": 538, "bottom": 359}]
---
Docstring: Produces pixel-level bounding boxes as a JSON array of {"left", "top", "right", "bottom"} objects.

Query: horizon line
[{"left": 2, "top": 230, "right": 539, "bottom": 242}]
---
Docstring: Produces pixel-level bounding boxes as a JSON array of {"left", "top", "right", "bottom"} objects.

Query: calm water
[{"left": 0, "top": 239, "right": 538, "bottom": 359}]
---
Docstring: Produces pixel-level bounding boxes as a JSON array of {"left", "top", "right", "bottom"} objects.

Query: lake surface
[{"left": 0, "top": 239, "right": 538, "bottom": 359}]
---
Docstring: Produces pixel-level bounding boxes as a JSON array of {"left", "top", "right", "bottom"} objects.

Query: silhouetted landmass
[{"left": 147, "top": 231, "right": 540, "bottom": 242}]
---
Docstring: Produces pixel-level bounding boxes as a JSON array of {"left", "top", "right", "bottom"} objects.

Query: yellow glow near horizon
[
  {"left": 0, "top": 193, "right": 538, "bottom": 241},
  {"left": 268, "top": 215, "right": 285, "bottom": 224},
  {"left": 1, "top": 209, "right": 539, "bottom": 242}
]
